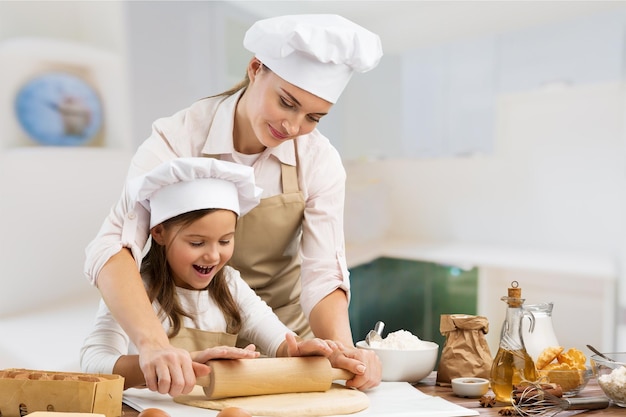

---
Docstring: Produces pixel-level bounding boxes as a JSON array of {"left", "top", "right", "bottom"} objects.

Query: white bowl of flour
[{"left": 357, "top": 330, "right": 439, "bottom": 382}]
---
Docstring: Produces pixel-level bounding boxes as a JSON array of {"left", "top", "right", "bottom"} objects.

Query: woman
[
  {"left": 84, "top": 14, "right": 383, "bottom": 396},
  {"left": 81, "top": 158, "right": 355, "bottom": 390}
]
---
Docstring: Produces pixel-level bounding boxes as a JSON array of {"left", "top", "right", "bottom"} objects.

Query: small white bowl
[
  {"left": 451, "top": 377, "right": 490, "bottom": 398},
  {"left": 356, "top": 340, "right": 439, "bottom": 382}
]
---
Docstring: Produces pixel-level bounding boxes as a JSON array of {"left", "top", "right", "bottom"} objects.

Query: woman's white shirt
[{"left": 84, "top": 91, "right": 350, "bottom": 318}]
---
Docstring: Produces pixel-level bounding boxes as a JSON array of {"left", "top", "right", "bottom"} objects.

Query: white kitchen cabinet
[
  {"left": 446, "top": 38, "right": 496, "bottom": 156},
  {"left": 325, "top": 53, "right": 403, "bottom": 161},
  {"left": 497, "top": 10, "right": 625, "bottom": 93},
  {"left": 402, "top": 36, "right": 496, "bottom": 157},
  {"left": 401, "top": 46, "right": 446, "bottom": 157},
  {"left": 396, "top": 10, "right": 626, "bottom": 161}
]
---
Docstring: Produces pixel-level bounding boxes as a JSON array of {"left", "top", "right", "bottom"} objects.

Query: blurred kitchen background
[{"left": 1, "top": 0, "right": 625, "bottom": 371}]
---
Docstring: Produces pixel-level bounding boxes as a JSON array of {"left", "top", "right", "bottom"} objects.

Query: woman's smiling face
[
  {"left": 241, "top": 59, "right": 333, "bottom": 149},
  {"left": 151, "top": 209, "right": 237, "bottom": 290}
]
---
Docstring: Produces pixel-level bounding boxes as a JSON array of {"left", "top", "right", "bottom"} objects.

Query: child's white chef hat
[
  {"left": 127, "top": 158, "right": 262, "bottom": 228},
  {"left": 244, "top": 14, "right": 383, "bottom": 103}
]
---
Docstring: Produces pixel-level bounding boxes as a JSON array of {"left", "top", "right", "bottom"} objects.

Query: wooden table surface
[
  {"left": 121, "top": 372, "right": 624, "bottom": 416},
  {"left": 414, "top": 372, "right": 624, "bottom": 416}
]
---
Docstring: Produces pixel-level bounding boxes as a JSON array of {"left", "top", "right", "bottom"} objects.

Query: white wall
[
  {"left": 124, "top": 1, "right": 259, "bottom": 148},
  {"left": 0, "top": 1, "right": 126, "bottom": 52},
  {"left": 124, "top": 1, "right": 216, "bottom": 146},
  {"left": 0, "top": 1, "right": 133, "bottom": 317}
]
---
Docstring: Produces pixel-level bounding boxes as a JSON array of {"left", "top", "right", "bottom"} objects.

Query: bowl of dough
[
  {"left": 591, "top": 352, "right": 626, "bottom": 407},
  {"left": 356, "top": 329, "right": 439, "bottom": 382}
]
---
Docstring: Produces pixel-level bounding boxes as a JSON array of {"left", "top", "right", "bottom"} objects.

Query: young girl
[{"left": 80, "top": 158, "right": 355, "bottom": 390}]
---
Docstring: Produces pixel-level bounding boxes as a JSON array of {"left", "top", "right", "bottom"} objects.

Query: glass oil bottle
[{"left": 490, "top": 281, "right": 537, "bottom": 403}]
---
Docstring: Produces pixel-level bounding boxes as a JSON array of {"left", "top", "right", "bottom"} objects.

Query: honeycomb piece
[
  {"left": 558, "top": 348, "right": 586, "bottom": 370},
  {"left": 543, "top": 362, "right": 572, "bottom": 371},
  {"left": 536, "top": 346, "right": 564, "bottom": 370}
]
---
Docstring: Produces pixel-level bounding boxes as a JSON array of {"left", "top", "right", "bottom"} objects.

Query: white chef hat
[
  {"left": 127, "top": 158, "right": 262, "bottom": 228},
  {"left": 244, "top": 14, "right": 383, "bottom": 103}
]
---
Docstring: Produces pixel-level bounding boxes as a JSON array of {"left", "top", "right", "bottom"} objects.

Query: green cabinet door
[{"left": 348, "top": 257, "right": 478, "bottom": 364}]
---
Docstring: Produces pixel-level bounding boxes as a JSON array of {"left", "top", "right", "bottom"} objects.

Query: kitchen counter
[
  {"left": 121, "top": 372, "right": 622, "bottom": 416},
  {"left": 345, "top": 239, "right": 616, "bottom": 277}
]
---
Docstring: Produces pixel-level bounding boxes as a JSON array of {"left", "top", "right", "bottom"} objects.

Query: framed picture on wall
[
  {"left": 0, "top": 37, "right": 130, "bottom": 150},
  {"left": 14, "top": 66, "right": 105, "bottom": 147}
]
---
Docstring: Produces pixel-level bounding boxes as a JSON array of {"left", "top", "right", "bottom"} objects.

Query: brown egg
[
  {"left": 217, "top": 406, "right": 253, "bottom": 417},
  {"left": 137, "top": 408, "right": 171, "bottom": 417}
]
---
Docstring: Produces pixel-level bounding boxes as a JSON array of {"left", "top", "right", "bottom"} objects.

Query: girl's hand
[
  {"left": 283, "top": 333, "right": 337, "bottom": 357},
  {"left": 192, "top": 344, "right": 260, "bottom": 364},
  {"left": 138, "top": 344, "right": 206, "bottom": 396}
]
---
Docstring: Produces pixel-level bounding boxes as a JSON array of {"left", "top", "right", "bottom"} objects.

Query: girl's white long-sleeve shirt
[
  {"left": 80, "top": 266, "right": 293, "bottom": 375},
  {"left": 84, "top": 91, "right": 350, "bottom": 318}
]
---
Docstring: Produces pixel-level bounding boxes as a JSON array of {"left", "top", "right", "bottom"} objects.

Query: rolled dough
[{"left": 174, "top": 384, "right": 369, "bottom": 416}]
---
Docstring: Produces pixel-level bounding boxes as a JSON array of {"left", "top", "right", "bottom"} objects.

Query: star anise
[
  {"left": 498, "top": 407, "right": 519, "bottom": 416},
  {"left": 478, "top": 394, "right": 496, "bottom": 408}
]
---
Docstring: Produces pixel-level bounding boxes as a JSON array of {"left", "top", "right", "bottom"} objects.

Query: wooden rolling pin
[{"left": 196, "top": 356, "right": 354, "bottom": 399}]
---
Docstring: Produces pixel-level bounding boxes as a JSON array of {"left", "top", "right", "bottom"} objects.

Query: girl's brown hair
[{"left": 140, "top": 209, "right": 242, "bottom": 337}]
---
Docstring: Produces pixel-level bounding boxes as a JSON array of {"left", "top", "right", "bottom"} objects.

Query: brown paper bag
[{"left": 436, "top": 314, "right": 493, "bottom": 386}]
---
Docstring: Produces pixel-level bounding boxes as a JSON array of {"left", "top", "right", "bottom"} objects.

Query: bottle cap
[{"left": 507, "top": 281, "right": 522, "bottom": 307}]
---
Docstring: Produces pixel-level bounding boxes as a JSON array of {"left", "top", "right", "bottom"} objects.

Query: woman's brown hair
[
  {"left": 208, "top": 64, "right": 272, "bottom": 99},
  {"left": 214, "top": 73, "right": 250, "bottom": 98},
  {"left": 140, "top": 209, "right": 242, "bottom": 337}
]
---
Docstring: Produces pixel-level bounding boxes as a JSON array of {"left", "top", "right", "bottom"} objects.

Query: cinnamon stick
[{"left": 512, "top": 383, "right": 563, "bottom": 403}]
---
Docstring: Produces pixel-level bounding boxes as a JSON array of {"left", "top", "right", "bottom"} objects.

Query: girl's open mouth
[{"left": 194, "top": 265, "right": 214, "bottom": 275}]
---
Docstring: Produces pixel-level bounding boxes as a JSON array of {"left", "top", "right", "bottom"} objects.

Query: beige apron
[
  {"left": 205, "top": 149, "right": 309, "bottom": 345},
  {"left": 169, "top": 326, "right": 237, "bottom": 351}
]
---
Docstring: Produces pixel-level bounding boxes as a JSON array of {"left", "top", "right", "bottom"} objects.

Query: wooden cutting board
[{"left": 174, "top": 384, "right": 369, "bottom": 416}]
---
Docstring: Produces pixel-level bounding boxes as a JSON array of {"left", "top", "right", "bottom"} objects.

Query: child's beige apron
[{"left": 169, "top": 326, "right": 237, "bottom": 351}]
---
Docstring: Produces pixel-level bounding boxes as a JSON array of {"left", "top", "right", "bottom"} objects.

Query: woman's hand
[
  {"left": 192, "top": 344, "right": 260, "bottom": 364},
  {"left": 281, "top": 332, "right": 336, "bottom": 357},
  {"left": 279, "top": 333, "right": 381, "bottom": 391},
  {"left": 305, "top": 290, "right": 381, "bottom": 389},
  {"left": 329, "top": 345, "right": 382, "bottom": 391}
]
